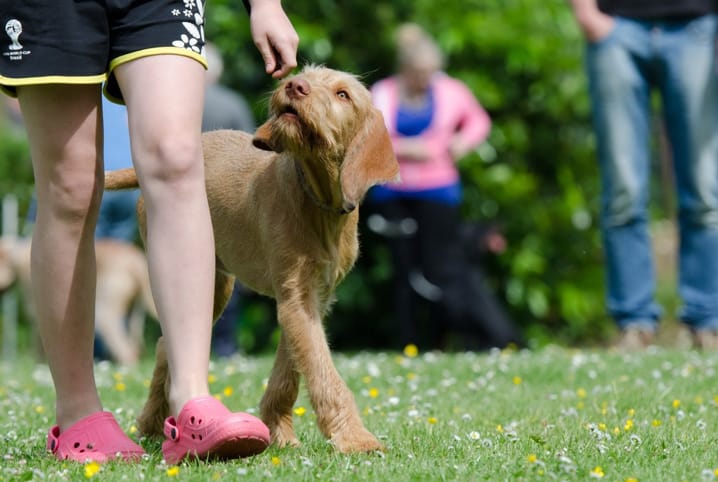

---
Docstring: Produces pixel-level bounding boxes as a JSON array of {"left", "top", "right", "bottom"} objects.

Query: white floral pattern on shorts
[{"left": 171, "top": 0, "right": 205, "bottom": 56}]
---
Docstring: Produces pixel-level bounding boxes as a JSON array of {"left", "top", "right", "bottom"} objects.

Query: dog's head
[{"left": 254, "top": 65, "right": 399, "bottom": 213}]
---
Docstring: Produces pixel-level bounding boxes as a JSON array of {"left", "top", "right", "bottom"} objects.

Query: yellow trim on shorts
[
  {"left": 104, "top": 47, "right": 208, "bottom": 103},
  {"left": 0, "top": 73, "right": 107, "bottom": 97},
  {"left": 109, "top": 46, "right": 208, "bottom": 73}
]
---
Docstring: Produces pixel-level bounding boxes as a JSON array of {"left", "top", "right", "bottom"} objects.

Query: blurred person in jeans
[
  {"left": 370, "top": 23, "right": 523, "bottom": 350},
  {"left": 569, "top": 0, "right": 718, "bottom": 349}
]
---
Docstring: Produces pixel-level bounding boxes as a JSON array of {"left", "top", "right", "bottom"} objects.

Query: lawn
[{"left": 1, "top": 346, "right": 717, "bottom": 481}]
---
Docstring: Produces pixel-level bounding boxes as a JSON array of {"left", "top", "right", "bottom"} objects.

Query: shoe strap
[{"left": 164, "top": 416, "right": 180, "bottom": 441}]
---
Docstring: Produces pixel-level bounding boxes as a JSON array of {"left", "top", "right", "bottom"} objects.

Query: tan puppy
[
  {"left": 105, "top": 65, "right": 399, "bottom": 453},
  {"left": 0, "top": 236, "right": 156, "bottom": 365}
]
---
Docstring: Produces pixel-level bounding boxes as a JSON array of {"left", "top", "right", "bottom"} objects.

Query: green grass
[{"left": 2, "top": 346, "right": 718, "bottom": 481}]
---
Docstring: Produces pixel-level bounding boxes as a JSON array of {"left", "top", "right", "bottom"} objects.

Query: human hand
[
  {"left": 248, "top": 0, "right": 299, "bottom": 78},
  {"left": 396, "top": 138, "right": 431, "bottom": 161},
  {"left": 449, "top": 135, "right": 471, "bottom": 160},
  {"left": 570, "top": 0, "right": 615, "bottom": 42}
]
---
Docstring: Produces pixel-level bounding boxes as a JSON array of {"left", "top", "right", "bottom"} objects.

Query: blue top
[
  {"left": 370, "top": 87, "right": 461, "bottom": 205},
  {"left": 396, "top": 89, "right": 434, "bottom": 137}
]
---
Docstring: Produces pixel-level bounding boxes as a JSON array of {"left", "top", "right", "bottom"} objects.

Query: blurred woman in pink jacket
[{"left": 369, "top": 23, "right": 522, "bottom": 350}]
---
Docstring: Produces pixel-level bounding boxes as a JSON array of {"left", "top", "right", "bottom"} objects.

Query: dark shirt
[{"left": 598, "top": 0, "right": 717, "bottom": 18}]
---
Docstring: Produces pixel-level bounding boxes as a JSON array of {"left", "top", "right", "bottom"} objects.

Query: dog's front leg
[
  {"left": 260, "top": 333, "right": 301, "bottom": 448},
  {"left": 273, "top": 299, "right": 383, "bottom": 453}
]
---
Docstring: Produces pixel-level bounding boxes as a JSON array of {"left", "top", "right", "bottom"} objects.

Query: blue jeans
[{"left": 586, "top": 14, "right": 718, "bottom": 330}]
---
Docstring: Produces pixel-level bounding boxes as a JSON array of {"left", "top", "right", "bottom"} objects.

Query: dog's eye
[{"left": 337, "top": 90, "right": 350, "bottom": 100}]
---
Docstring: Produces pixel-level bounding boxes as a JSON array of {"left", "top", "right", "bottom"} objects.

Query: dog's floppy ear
[
  {"left": 340, "top": 108, "right": 399, "bottom": 211},
  {"left": 253, "top": 117, "right": 282, "bottom": 152}
]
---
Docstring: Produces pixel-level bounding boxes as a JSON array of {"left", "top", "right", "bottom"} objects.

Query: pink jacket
[{"left": 371, "top": 72, "right": 491, "bottom": 191}]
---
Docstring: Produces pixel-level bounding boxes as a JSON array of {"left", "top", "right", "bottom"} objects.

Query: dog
[
  {"left": 0, "top": 236, "right": 156, "bottom": 365},
  {"left": 104, "top": 65, "right": 399, "bottom": 453}
]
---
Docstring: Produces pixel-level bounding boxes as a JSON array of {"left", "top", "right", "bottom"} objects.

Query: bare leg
[
  {"left": 17, "top": 84, "right": 104, "bottom": 430},
  {"left": 115, "top": 55, "right": 214, "bottom": 416}
]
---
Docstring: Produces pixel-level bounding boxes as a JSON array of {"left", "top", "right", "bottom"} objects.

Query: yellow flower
[
  {"left": 114, "top": 382, "right": 126, "bottom": 392},
  {"left": 695, "top": 396, "right": 704, "bottom": 405},
  {"left": 427, "top": 417, "right": 438, "bottom": 424},
  {"left": 496, "top": 424, "right": 504, "bottom": 433},
  {"left": 34, "top": 405, "right": 45, "bottom": 414},
  {"left": 598, "top": 423, "right": 607, "bottom": 431},
  {"left": 113, "top": 372, "right": 123, "bottom": 382},
  {"left": 293, "top": 406, "right": 306, "bottom": 416},
  {"left": 613, "top": 426, "right": 620, "bottom": 435},
  {"left": 362, "top": 376, "right": 372, "bottom": 384},
  {"left": 208, "top": 374, "right": 217, "bottom": 384},
  {"left": 672, "top": 399, "right": 681, "bottom": 409},
  {"left": 271, "top": 456, "right": 281, "bottom": 466},
  {"left": 406, "top": 372, "right": 417, "bottom": 381},
  {"left": 624, "top": 419, "right": 634, "bottom": 431},
  {"left": 577, "top": 388, "right": 587, "bottom": 398},
  {"left": 369, "top": 388, "right": 379, "bottom": 398},
  {"left": 527, "top": 454, "right": 537, "bottom": 464},
  {"left": 590, "top": 466, "right": 605, "bottom": 478},
  {"left": 129, "top": 425, "right": 137, "bottom": 434},
  {"left": 403, "top": 344, "right": 419, "bottom": 358},
  {"left": 652, "top": 419, "right": 662, "bottom": 427},
  {"left": 627, "top": 408, "right": 635, "bottom": 417},
  {"left": 714, "top": 468, "right": 718, "bottom": 477},
  {"left": 166, "top": 466, "right": 180, "bottom": 477},
  {"left": 512, "top": 376, "right": 522, "bottom": 385},
  {"left": 84, "top": 461, "right": 101, "bottom": 478},
  {"left": 625, "top": 478, "right": 638, "bottom": 482},
  {"left": 223, "top": 386, "right": 233, "bottom": 397}
]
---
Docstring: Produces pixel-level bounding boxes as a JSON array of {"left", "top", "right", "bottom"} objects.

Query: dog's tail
[{"left": 105, "top": 168, "right": 140, "bottom": 190}]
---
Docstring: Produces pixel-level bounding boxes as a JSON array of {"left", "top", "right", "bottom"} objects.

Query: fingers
[{"left": 249, "top": 2, "right": 299, "bottom": 79}]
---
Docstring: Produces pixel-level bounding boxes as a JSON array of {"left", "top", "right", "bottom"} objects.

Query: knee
[
  {"left": 601, "top": 182, "right": 644, "bottom": 227},
  {"left": 137, "top": 135, "right": 203, "bottom": 190},
  {"left": 43, "top": 170, "right": 103, "bottom": 224},
  {"left": 679, "top": 202, "right": 718, "bottom": 228}
]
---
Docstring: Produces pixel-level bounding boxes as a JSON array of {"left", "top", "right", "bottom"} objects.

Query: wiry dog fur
[
  {"left": 0, "top": 236, "right": 156, "bottom": 365},
  {"left": 105, "top": 66, "right": 399, "bottom": 453}
]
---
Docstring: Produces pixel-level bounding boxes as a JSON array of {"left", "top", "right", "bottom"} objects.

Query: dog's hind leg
[
  {"left": 274, "top": 297, "right": 383, "bottom": 453},
  {"left": 260, "top": 333, "right": 301, "bottom": 448},
  {"left": 137, "top": 336, "right": 171, "bottom": 436},
  {"left": 213, "top": 270, "right": 236, "bottom": 322}
]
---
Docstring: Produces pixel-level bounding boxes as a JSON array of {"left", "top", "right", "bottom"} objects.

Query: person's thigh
[
  {"left": 17, "top": 84, "right": 103, "bottom": 199},
  {"left": 660, "top": 14, "right": 718, "bottom": 221},
  {"left": 585, "top": 19, "right": 653, "bottom": 223},
  {"left": 114, "top": 55, "right": 205, "bottom": 179}
]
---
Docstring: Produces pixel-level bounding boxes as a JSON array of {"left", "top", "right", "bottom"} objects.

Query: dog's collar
[{"left": 294, "top": 162, "right": 350, "bottom": 215}]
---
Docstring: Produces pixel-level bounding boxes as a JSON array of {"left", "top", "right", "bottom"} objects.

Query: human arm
[
  {"left": 245, "top": 0, "right": 299, "bottom": 78},
  {"left": 568, "top": 0, "right": 615, "bottom": 41},
  {"left": 448, "top": 81, "right": 491, "bottom": 161}
]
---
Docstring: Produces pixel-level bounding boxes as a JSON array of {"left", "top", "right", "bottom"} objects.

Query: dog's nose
[{"left": 285, "top": 78, "right": 311, "bottom": 99}]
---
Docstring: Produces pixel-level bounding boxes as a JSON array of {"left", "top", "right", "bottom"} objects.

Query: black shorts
[{"left": 0, "top": 0, "right": 207, "bottom": 102}]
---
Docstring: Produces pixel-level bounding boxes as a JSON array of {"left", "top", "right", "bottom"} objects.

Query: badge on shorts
[{"left": 4, "top": 19, "right": 30, "bottom": 61}]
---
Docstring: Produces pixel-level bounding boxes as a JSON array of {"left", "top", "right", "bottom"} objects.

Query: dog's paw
[
  {"left": 331, "top": 428, "right": 384, "bottom": 453},
  {"left": 270, "top": 424, "right": 301, "bottom": 449}
]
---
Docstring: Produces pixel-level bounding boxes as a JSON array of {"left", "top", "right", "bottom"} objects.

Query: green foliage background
[
  {"left": 203, "top": 0, "right": 613, "bottom": 350},
  {"left": 1, "top": 0, "right": 669, "bottom": 352}
]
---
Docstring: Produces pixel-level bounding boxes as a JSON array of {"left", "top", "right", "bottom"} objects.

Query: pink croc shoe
[
  {"left": 162, "top": 396, "right": 270, "bottom": 464},
  {"left": 47, "top": 411, "right": 145, "bottom": 463}
]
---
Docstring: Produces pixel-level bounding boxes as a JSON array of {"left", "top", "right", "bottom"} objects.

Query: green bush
[
  {"left": 1, "top": 1, "right": 642, "bottom": 353},
  {"left": 202, "top": 0, "right": 616, "bottom": 350}
]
